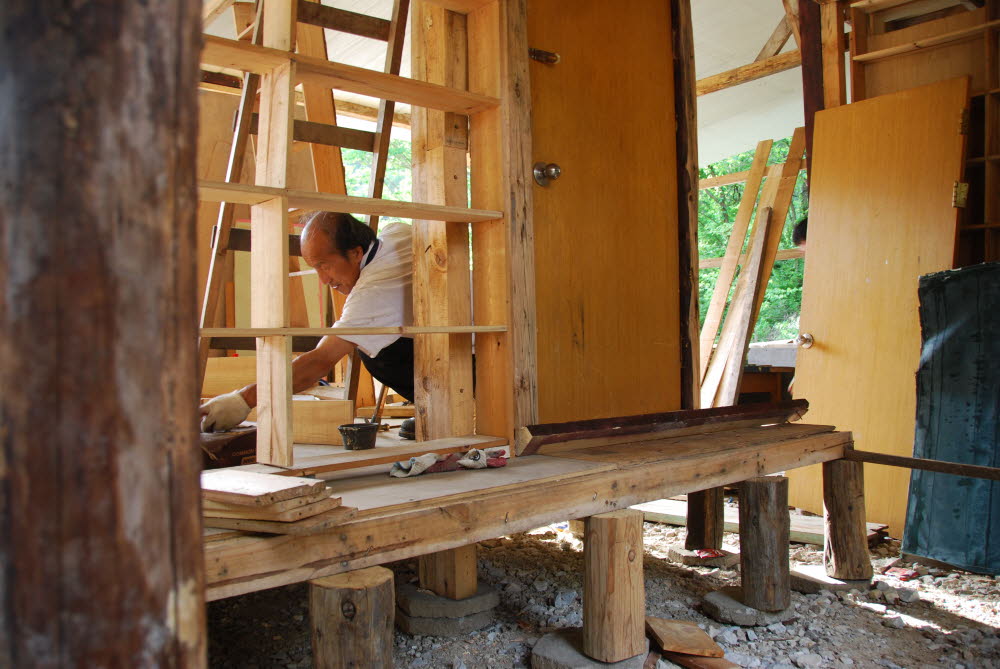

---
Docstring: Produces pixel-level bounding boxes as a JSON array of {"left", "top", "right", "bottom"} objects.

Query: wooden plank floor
[{"left": 203, "top": 423, "right": 852, "bottom": 600}]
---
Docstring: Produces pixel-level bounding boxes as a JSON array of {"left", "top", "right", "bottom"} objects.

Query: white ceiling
[{"left": 206, "top": 0, "right": 804, "bottom": 166}]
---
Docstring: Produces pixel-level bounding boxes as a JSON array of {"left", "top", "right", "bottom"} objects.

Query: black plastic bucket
[{"left": 339, "top": 422, "right": 379, "bottom": 450}]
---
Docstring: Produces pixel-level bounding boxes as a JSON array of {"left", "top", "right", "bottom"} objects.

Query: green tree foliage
[
  {"left": 698, "top": 137, "right": 808, "bottom": 342},
  {"left": 341, "top": 139, "right": 413, "bottom": 228}
]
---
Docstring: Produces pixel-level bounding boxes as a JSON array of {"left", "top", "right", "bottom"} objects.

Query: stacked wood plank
[{"left": 201, "top": 469, "right": 355, "bottom": 535}]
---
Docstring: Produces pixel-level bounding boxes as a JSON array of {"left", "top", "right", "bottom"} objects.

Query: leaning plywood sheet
[
  {"left": 788, "top": 77, "right": 969, "bottom": 535},
  {"left": 201, "top": 469, "right": 327, "bottom": 506}
]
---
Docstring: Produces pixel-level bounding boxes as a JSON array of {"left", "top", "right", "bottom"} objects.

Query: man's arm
[
  {"left": 238, "top": 334, "right": 356, "bottom": 407},
  {"left": 200, "top": 335, "right": 356, "bottom": 431}
]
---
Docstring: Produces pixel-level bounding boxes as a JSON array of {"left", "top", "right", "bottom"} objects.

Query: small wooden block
[
  {"left": 645, "top": 617, "right": 724, "bottom": 658},
  {"left": 662, "top": 651, "right": 739, "bottom": 669},
  {"left": 203, "top": 494, "right": 342, "bottom": 522},
  {"left": 202, "top": 505, "right": 357, "bottom": 535},
  {"left": 202, "top": 485, "right": 333, "bottom": 513},
  {"left": 201, "top": 469, "right": 326, "bottom": 506}
]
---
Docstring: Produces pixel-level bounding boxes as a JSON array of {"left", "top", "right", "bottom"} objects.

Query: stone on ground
[
  {"left": 531, "top": 628, "right": 648, "bottom": 669},
  {"left": 701, "top": 587, "right": 796, "bottom": 627},
  {"left": 667, "top": 545, "right": 740, "bottom": 568},
  {"left": 790, "top": 564, "right": 871, "bottom": 594}
]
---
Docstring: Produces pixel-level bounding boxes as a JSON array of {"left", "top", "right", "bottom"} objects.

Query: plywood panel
[
  {"left": 529, "top": 0, "right": 680, "bottom": 423},
  {"left": 789, "top": 78, "right": 969, "bottom": 535}
]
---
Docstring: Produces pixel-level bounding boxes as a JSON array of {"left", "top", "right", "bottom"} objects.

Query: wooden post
[
  {"left": 819, "top": 0, "right": 847, "bottom": 108},
  {"left": 310, "top": 567, "right": 394, "bottom": 669},
  {"left": 419, "top": 544, "right": 478, "bottom": 600},
  {"left": 0, "top": 1, "right": 205, "bottom": 665},
  {"left": 823, "top": 459, "right": 874, "bottom": 580},
  {"left": 583, "top": 510, "right": 646, "bottom": 663},
  {"left": 685, "top": 488, "right": 725, "bottom": 550},
  {"left": 739, "top": 476, "right": 791, "bottom": 612},
  {"left": 797, "top": 0, "right": 825, "bottom": 178}
]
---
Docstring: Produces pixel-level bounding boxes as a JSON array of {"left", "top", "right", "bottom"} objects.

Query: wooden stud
[
  {"left": 252, "top": 0, "right": 297, "bottom": 466},
  {"left": 685, "top": 488, "right": 725, "bottom": 551},
  {"left": 820, "top": 0, "right": 847, "bottom": 108},
  {"left": 310, "top": 567, "right": 394, "bottom": 669},
  {"left": 418, "top": 544, "right": 478, "bottom": 600},
  {"left": 849, "top": 6, "right": 870, "bottom": 101},
  {"left": 412, "top": 0, "right": 475, "bottom": 440},
  {"left": 738, "top": 476, "right": 791, "bottom": 612},
  {"left": 822, "top": 460, "right": 874, "bottom": 580},
  {"left": 583, "top": 510, "right": 646, "bottom": 663},
  {"left": 699, "top": 139, "right": 772, "bottom": 378},
  {"left": 782, "top": 0, "right": 802, "bottom": 49},
  {"left": 0, "top": 0, "right": 205, "bottom": 663}
]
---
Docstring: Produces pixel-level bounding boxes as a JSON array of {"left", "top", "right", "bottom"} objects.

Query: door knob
[
  {"left": 795, "top": 333, "right": 814, "bottom": 349},
  {"left": 533, "top": 162, "right": 562, "bottom": 187}
]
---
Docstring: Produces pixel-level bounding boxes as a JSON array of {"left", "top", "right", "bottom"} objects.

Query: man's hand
[{"left": 199, "top": 391, "right": 251, "bottom": 433}]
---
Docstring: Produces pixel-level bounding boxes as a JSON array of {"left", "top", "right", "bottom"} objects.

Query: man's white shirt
[{"left": 331, "top": 221, "right": 413, "bottom": 357}]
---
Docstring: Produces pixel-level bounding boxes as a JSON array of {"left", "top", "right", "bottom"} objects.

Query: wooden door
[
  {"left": 789, "top": 78, "right": 970, "bottom": 535},
  {"left": 528, "top": 0, "right": 681, "bottom": 423}
]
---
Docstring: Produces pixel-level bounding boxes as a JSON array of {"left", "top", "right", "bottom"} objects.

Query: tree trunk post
[
  {"left": 739, "top": 476, "right": 792, "bottom": 612},
  {"left": 583, "top": 509, "right": 646, "bottom": 663},
  {"left": 310, "top": 567, "right": 395, "bottom": 669},
  {"left": 685, "top": 487, "right": 725, "bottom": 550},
  {"left": 0, "top": 2, "right": 205, "bottom": 666},
  {"left": 418, "top": 545, "right": 478, "bottom": 600},
  {"left": 823, "top": 459, "right": 874, "bottom": 580}
]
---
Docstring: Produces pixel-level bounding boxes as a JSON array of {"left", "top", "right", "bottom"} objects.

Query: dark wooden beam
[
  {"left": 798, "top": 0, "right": 825, "bottom": 180},
  {"left": 517, "top": 400, "right": 810, "bottom": 455},
  {"left": 671, "top": 0, "right": 701, "bottom": 411},
  {"left": 295, "top": 0, "right": 392, "bottom": 40},
  {"left": 223, "top": 227, "right": 302, "bottom": 255},
  {"left": 210, "top": 336, "right": 323, "bottom": 351},
  {"left": 0, "top": 1, "right": 205, "bottom": 664},
  {"left": 248, "top": 113, "right": 376, "bottom": 152}
]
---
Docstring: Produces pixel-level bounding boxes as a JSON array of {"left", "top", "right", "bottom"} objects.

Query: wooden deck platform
[{"left": 204, "top": 422, "right": 850, "bottom": 600}]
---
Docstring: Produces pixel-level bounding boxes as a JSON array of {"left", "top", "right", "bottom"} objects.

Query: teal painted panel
[{"left": 902, "top": 262, "right": 1000, "bottom": 574}]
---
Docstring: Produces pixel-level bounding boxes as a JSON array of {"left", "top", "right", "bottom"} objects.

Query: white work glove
[{"left": 200, "top": 391, "right": 251, "bottom": 433}]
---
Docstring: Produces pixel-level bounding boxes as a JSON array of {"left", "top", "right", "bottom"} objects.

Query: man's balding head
[
  {"left": 300, "top": 211, "right": 376, "bottom": 295},
  {"left": 300, "top": 211, "right": 376, "bottom": 258}
]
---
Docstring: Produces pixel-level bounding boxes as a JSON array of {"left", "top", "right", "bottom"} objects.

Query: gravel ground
[{"left": 207, "top": 518, "right": 1000, "bottom": 668}]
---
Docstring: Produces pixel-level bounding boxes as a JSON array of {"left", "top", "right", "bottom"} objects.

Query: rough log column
[
  {"left": 739, "top": 476, "right": 791, "bottom": 611},
  {"left": 823, "top": 459, "right": 874, "bottom": 580},
  {"left": 412, "top": 0, "right": 478, "bottom": 600},
  {"left": 0, "top": 1, "right": 205, "bottom": 665},
  {"left": 583, "top": 510, "right": 646, "bottom": 663},
  {"left": 310, "top": 567, "right": 394, "bottom": 669}
]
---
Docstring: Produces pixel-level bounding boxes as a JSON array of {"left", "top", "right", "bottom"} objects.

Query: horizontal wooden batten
[
  {"left": 200, "top": 326, "right": 507, "bottom": 337},
  {"left": 198, "top": 180, "right": 502, "bottom": 222},
  {"left": 224, "top": 228, "right": 301, "bottom": 255},
  {"left": 417, "top": 0, "right": 497, "bottom": 13},
  {"left": 697, "top": 50, "right": 802, "bottom": 96},
  {"left": 295, "top": 0, "right": 391, "bottom": 41},
  {"left": 249, "top": 114, "right": 375, "bottom": 152},
  {"left": 201, "top": 35, "right": 499, "bottom": 114},
  {"left": 210, "top": 336, "right": 321, "bottom": 351},
  {"left": 700, "top": 247, "right": 804, "bottom": 269},
  {"left": 853, "top": 20, "right": 1000, "bottom": 63},
  {"left": 699, "top": 160, "right": 803, "bottom": 190},
  {"left": 843, "top": 450, "right": 1000, "bottom": 481}
]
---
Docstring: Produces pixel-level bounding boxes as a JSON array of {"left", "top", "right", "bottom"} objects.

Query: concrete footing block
[
  {"left": 667, "top": 544, "right": 740, "bottom": 568},
  {"left": 701, "top": 587, "right": 796, "bottom": 627},
  {"left": 397, "top": 582, "right": 500, "bottom": 618},
  {"left": 790, "top": 564, "right": 871, "bottom": 594},
  {"left": 395, "top": 607, "right": 493, "bottom": 637},
  {"left": 531, "top": 628, "right": 648, "bottom": 669}
]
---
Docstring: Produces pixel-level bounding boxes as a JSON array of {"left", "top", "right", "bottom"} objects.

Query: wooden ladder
[
  {"left": 197, "top": 0, "right": 411, "bottom": 410},
  {"left": 196, "top": 0, "right": 533, "bottom": 466}
]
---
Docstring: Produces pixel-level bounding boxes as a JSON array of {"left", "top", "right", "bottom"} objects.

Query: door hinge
[
  {"left": 953, "top": 181, "right": 969, "bottom": 208},
  {"left": 960, "top": 108, "right": 970, "bottom": 135}
]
